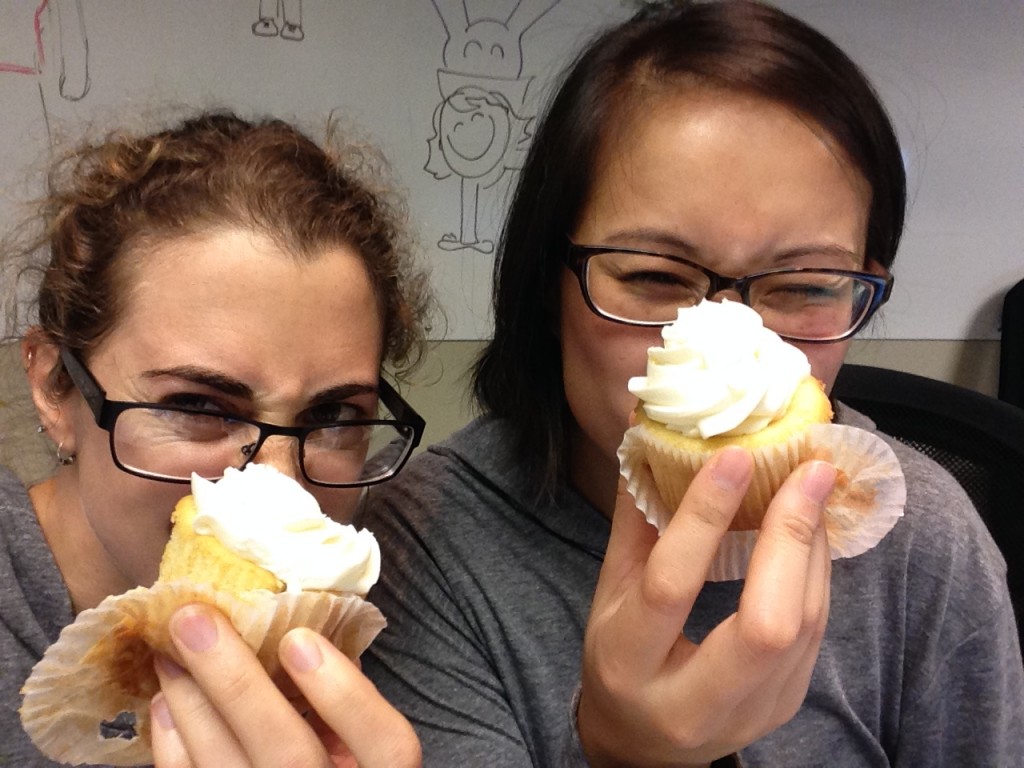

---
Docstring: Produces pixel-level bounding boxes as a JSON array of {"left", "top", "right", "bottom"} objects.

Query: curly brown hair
[{"left": 5, "top": 110, "right": 434, "bottom": 396}]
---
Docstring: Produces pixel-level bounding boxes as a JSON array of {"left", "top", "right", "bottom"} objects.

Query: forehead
[
  {"left": 599, "top": 81, "right": 863, "bottom": 184},
  {"left": 579, "top": 84, "right": 871, "bottom": 256},
  {"left": 104, "top": 227, "right": 383, "bottom": 375}
]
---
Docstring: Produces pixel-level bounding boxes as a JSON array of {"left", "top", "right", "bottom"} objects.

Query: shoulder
[
  {"left": 0, "top": 464, "right": 30, "bottom": 503},
  {"left": 885, "top": 433, "right": 1001, "bottom": 573},
  {"left": 360, "top": 416, "right": 524, "bottom": 521},
  {"left": 835, "top": 402, "right": 996, "bottom": 558},
  {"left": 0, "top": 465, "right": 34, "bottom": 547},
  {"left": 357, "top": 414, "right": 607, "bottom": 568},
  {"left": 834, "top": 407, "right": 1011, "bottom": 641},
  {"left": 0, "top": 466, "right": 70, "bottom": 635},
  {"left": 834, "top": 404, "right": 1007, "bottom": 610}
]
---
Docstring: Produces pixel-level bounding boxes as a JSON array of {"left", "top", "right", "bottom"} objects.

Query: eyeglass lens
[
  {"left": 585, "top": 251, "right": 874, "bottom": 339},
  {"left": 110, "top": 408, "right": 412, "bottom": 485}
]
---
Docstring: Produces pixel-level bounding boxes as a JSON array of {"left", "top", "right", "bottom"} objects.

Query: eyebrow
[
  {"left": 142, "top": 366, "right": 254, "bottom": 398},
  {"left": 141, "top": 366, "right": 378, "bottom": 404},
  {"left": 596, "top": 229, "right": 699, "bottom": 256},
  {"left": 593, "top": 229, "right": 861, "bottom": 266},
  {"left": 307, "top": 383, "right": 379, "bottom": 408},
  {"left": 772, "top": 244, "right": 863, "bottom": 266}
]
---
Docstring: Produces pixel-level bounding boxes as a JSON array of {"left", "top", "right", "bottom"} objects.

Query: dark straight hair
[{"left": 473, "top": 0, "right": 907, "bottom": 493}]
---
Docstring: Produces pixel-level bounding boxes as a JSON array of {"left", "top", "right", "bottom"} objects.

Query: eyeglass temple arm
[
  {"left": 58, "top": 347, "right": 106, "bottom": 420},
  {"left": 378, "top": 378, "right": 426, "bottom": 449},
  {"left": 879, "top": 273, "right": 894, "bottom": 303}
]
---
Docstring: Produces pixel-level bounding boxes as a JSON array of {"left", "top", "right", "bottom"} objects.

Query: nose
[
  {"left": 708, "top": 287, "right": 742, "bottom": 304},
  {"left": 248, "top": 434, "right": 304, "bottom": 482}
]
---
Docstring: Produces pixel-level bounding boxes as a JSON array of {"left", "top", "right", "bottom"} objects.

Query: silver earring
[
  {"left": 56, "top": 442, "right": 76, "bottom": 466},
  {"left": 36, "top": 425, "right": 47, "bottom": 434}
]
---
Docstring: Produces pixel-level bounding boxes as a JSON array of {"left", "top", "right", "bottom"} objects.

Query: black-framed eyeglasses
[
  {"left": 59, "top": 348, "right": 425, "bottom": 487},
  {"left": 565, "top": 242, "right": 893, "bottom": 343}
]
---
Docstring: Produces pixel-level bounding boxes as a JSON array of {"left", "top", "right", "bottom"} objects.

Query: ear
[{"left": 21, "top": 329, "right": 75, "bottom": 453}]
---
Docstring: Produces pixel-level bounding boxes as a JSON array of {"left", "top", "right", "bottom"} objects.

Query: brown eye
[{"left": 306, "top": 402, "right": 363, "bottom": 425}]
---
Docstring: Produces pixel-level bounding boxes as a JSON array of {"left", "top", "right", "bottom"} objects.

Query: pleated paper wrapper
[
  {"left": 20, "top": 581, "right": 385, "bottom": 766},
  {"left": 618, "top": 423, "right": 907, "bottom": 581}
]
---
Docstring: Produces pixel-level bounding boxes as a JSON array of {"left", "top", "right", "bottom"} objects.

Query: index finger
[
  {"left": 642, "top": 446, "right": 753, "bottom": 630},
  {"left": 166, "top": 604, "right": 319, "bottom": 766},
  {"left": 597, "top": 447, "right": 753, "bottom": 671},
  {"left": 592, "top": 475, "right": 661, "bottom": 608}
]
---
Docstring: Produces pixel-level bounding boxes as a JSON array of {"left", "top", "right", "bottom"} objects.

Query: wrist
[{"left": 574, "top": 685, "right": 742, "bottom": 768}]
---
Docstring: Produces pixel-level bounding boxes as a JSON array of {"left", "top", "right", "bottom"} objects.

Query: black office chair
[
  {"left": 832, "top": 363, "right": 1024, "bottom": 645},
  {"left": 1000, "top": 277, "right": 1024, "bottom": 408}
]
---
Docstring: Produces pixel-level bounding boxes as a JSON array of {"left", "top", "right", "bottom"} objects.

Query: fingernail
[
  {"left": 172, "top": 606, "right": 218, "bottom": 653},
  {"left": 154, "top": 653, "right": 185, "bottom": 679},
  {"left": 282, "top": 630, "right": 323, "bottom": 673},
  {"left": 712, "top": 447, "right": 752, "bottom": 490},
  {"left": 801, "top": 461, "right": 837, "bottom": 505},
  {"left": 151, "top": 693, "right": 175, "bottom": 731}
]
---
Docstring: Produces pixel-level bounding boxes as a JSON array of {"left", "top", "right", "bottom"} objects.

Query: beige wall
[
  {"left": 0, "top": 338, "right": 1003, "bottom": 488},
  {"left": 0, "top": 342, "right": 52, "bottom": 487}
]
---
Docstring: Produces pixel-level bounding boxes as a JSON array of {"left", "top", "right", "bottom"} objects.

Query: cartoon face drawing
[{"left": 438, "top": 86, "right": 512, "bottom": 179}]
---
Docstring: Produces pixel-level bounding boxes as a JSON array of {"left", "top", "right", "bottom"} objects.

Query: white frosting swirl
[
  {"left": 628, "top": 299, "right": 811, "bottom": 439},
  {"left": 191, "top": 464, "right": 380, "bottom": 595}
]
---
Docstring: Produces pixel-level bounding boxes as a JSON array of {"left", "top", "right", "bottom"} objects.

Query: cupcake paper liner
[
  {"left": 20, "top": 581, "right": 385, "bottom": 766},
  {"left": 618, "top": 422, "right": 906, "bottom": 581}
]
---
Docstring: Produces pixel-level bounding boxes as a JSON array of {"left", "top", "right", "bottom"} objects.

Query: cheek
[
  {"left": 798, "top": 340, "right": 851, "bottom": 395},
  {"left": 560, "top": 274, "right": 659, "bottom": 459},
  {"left": 314, "top": 486, "right": 365, "bottom": 524},
  {"left": 77, "top": 449, "right": 183, "bottom": 586}
]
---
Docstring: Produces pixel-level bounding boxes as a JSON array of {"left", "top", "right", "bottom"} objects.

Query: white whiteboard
[{"left": 2, "top": 0, "right": 1021, "bottom": 341}]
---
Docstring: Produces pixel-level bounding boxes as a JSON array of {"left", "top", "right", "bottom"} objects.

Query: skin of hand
[
  {"left": 150, "top": 604, "right": 422, "bottom": 768},
  {"left": 577, "top": 447, "right": 835, "bottom": 767}
]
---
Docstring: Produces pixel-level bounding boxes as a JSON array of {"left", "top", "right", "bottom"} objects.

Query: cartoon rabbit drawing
[{"left": 425, "top": 0, "right": 559, "bottom": 254}]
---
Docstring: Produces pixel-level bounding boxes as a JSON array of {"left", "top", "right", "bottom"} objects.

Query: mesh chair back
[{"left": 833, "top": 364, "right": 1024, "bottom": 645}]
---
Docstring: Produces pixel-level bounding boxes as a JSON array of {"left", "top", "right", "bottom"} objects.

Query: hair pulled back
[{"left": 9, "top": 110, "right": 432, "bottom": 396}]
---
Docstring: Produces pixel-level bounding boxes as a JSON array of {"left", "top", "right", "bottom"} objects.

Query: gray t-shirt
[
  {"left": 0, "top": 466, "right": 77, "bottom": 767},
  {"left": 357, "top": 406, "right": 1024, "bottom": 767}
]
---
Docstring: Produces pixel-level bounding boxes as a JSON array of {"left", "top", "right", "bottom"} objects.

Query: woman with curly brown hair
[{"left": 1, "top": 110, "right": 431, "bottom": 767}]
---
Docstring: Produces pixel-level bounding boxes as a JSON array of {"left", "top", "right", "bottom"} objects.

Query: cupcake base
[
  {"left": 618, "top": 423, "right": 906, "bottom": 581},
  {"left": 20, "top": 582, "right": 385, "bottom": 766}
]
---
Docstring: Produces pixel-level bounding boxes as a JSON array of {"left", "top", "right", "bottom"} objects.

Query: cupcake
[
  {"left": 618, "top": 299, "right": 906, "bottom": 579},
  {"left": 626, "top": 299, "right": 832, "bottom": 530},
  {"left": 20, "top": 464, "right": 385, "bottom": 766}
]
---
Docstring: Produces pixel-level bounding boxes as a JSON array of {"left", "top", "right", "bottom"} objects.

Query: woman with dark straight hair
[{"left": 359, "top": 2, "right": 1023, "bottom": 766}]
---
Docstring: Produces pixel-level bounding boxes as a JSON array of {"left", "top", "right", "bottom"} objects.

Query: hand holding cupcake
[
  {"left": 619, "top": 300, "right": 906, "bottom": 580},
  {"left": 20, "top": 464, "right": 385, "bottom": 766}
]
